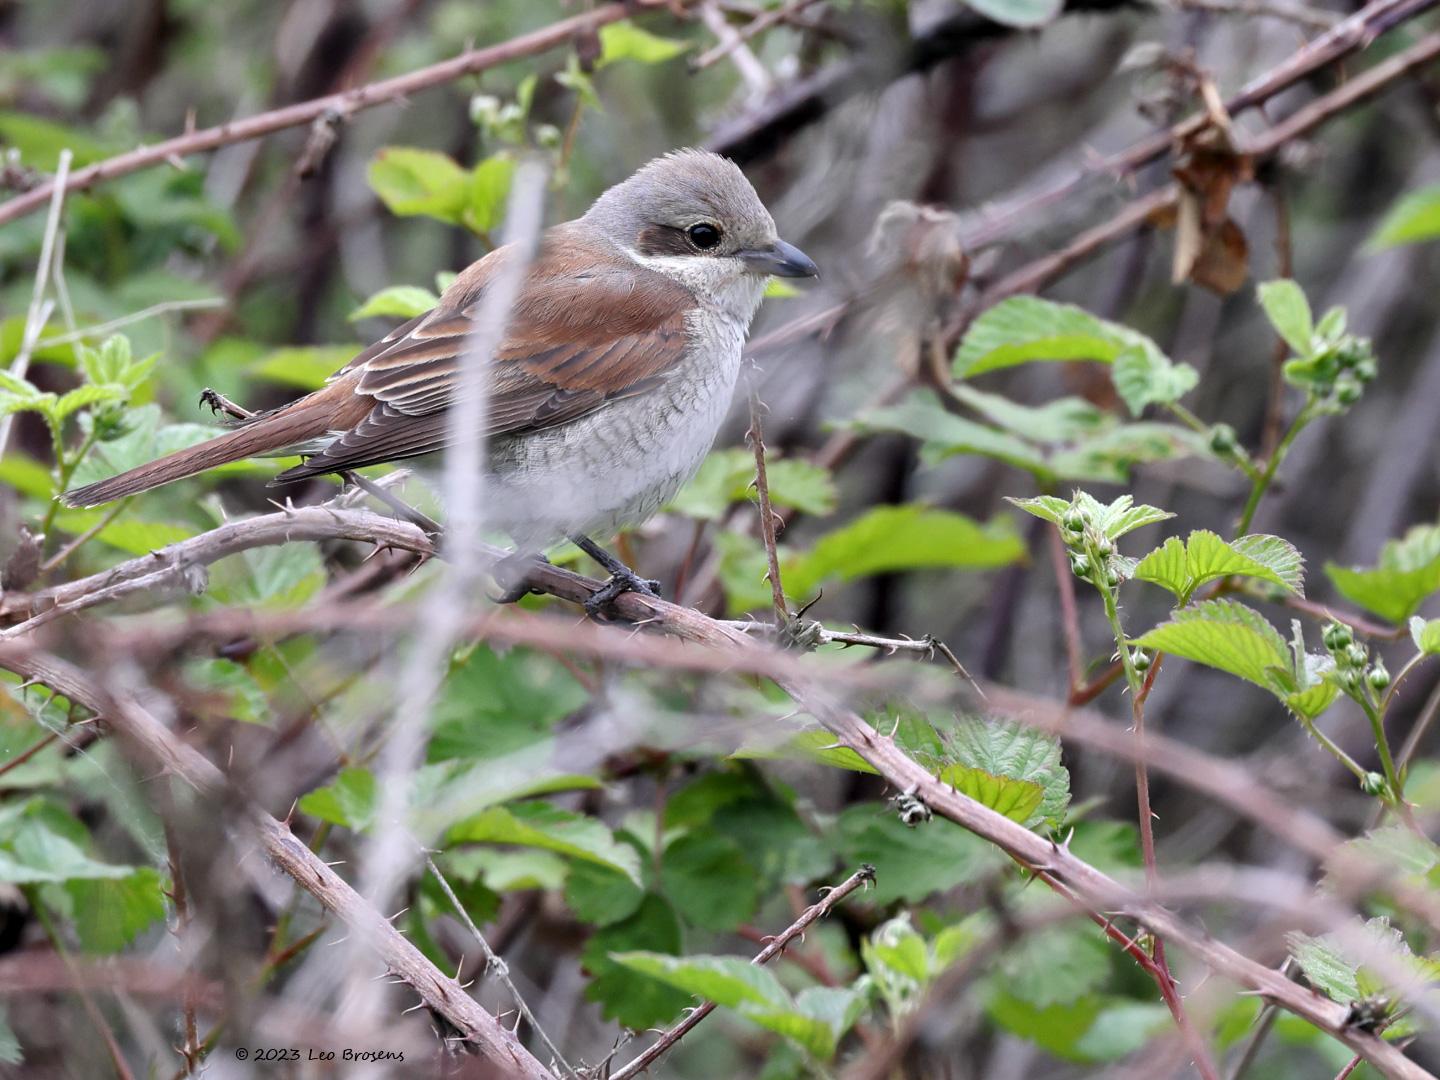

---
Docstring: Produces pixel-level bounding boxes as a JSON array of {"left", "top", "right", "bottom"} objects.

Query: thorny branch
[
  {"left": 607, "top": 866, "right": 876, "bottom": 1079},
  {"left": 1, "top": 507, "right": 1433, "bottom": 1077}
]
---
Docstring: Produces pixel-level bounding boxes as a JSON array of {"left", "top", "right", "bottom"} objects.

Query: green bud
[
  {"left": 1335, "top": 378, "right": 1362, "bottom": 406},
  {"left": 1208, "top": 423, "right": 1238, "bottom": 456},
  {"left": 1323, "top": 622, "right": 1353, "bottom": 651},
  {"left": 1105, "top": 568, "right": 1120, "bottom": 588},
  {"left": 1368, "top": 663, "right": 1391, "bottom": 691},
  {"left": 1360, "top": 772, "right": 1387, "bottom": 797},
  {"left": 1063, "top": 508, "right": 1086, "bottom": 534},
  {"left": 1093, "top": 536, "right": 1114, "bottom": 558},
  {"left": 1354, "top": 357, "right": 1378, "bottom": 383},
  {"left": 1345, "top": 643, "right": 1368, "bottom": 669},
  {"left": 1131, "top": 649, "right": 1152, "bottom": 672},
  {"left": 1342, "top": 668, "right": 1363, "bottom": 692},
  {"left": 1070, "top": 553, "right": 1090, "bottom": 578}
]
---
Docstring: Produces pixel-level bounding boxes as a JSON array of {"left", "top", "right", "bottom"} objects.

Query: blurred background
[{"left": 2, "top": 0, "right": 1439, "bottom": 1077}]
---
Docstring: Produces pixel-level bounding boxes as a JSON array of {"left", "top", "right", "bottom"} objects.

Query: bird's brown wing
[{"left": 276, "top": 226, "right": 694, "bottom": 481}]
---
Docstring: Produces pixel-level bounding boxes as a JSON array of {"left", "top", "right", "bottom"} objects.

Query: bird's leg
[
  {"left": 340, "top": 470, "right": 444, "bottom": 536},
  {"left": 570, "top": 534, "right": 661, "bottom": 617},
  {"left": 488, "top": 550, "right": 551, "bottom": 604},
  {"left": 198, "top": 387, "right": 256, "bottom": 425}
]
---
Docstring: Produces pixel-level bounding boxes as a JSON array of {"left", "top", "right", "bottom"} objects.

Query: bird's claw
[
  {"left": 488, "top": 552, "right": 550, "bottom": 605},
  {"left": 584, "top": 567, "right": 661, "bottom": 618}
]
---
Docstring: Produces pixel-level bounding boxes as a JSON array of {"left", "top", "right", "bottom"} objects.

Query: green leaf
[
  {"left": 66, "top": 867, "right": 166, "bottom": 953},
  {"left": 0, "top": 455, "right": 54, "bottom": 499},
  {"left": 1371, "top": 184, "right": 1440, "bottom": 249},
  {"left": 430, "top": 644, "right": 588, "bottom": 761},
  {"left": 565, "top": 860, "right": 645, "bottom": 927},
  {"left": 52, "top": 382, "right": 126, "bottom": 422},
  {"left": 1007, "top": 490, "right": 1173, "bottom": 540},
  {"left": 764, "top": 278, "right": 800, "bottom": 299},
  {"left": 667, "top": 447, "right": 836, "bottom": 520},
  {"left": 1111, "top": 345, "right": 1199, "bottom": 416},
  {"left": 0, "top": 800, "right": 136, "bottom": 884},
  {"left": 299, "top": 767, "right": 378, "bottom": 830},
  {"left": 659, "top": 829, "right": 759, "bottom": 931},
  {"left": 465, "top": 154, "right": 515, "bottom": 234},
  {"left": 1287, "top": 916, "right": 1440, "bottom": 1036},
  {"left": 951, "top": 385, "right": 1109, "bottom": 442},
  {"left": 448, "top": 802, "right": 642, "bottom": 886},
  {"left": 784, "top": 506, "right": 1025, "bottom": 597},
  {"left": 1326, "top": 526, "right": 1440, "bottom": 624},
  {"left": 582, "top": 894, "right": 689, "bottom": 1029},
  {"left": 1257, "top": 279, "right": 1314, "bottom": 355},
  {"left": 248, "top": 345, "right": 354, "bottom": 390},
  {"left": 954, "top": 297, "right": 1165, "bottom": 379},
  {"left": 609, "top": 953, "right": 857, "bottom": 1060},
  {"left": 1332, "top": 825, "right": 1440, "bottom": 890},
  {"left": 854, "top": 391, "right": 1051, "bottom": 477},
  {"left": 348, "top": 285, "right": 438, "bottom": 322},
  {"left": 1131, "top": 599, "right": 1290, "bottom": 691},
  {"left": 992, "top": 913, "right": 1110, "bottom": 1007},
  {"left": 837, "top": 805, "right": 1003, "bottom": 906},
  {"left": 939, "top": 716, "right": 1070, "bottom": 830},
  {"left": 963, "top": 0, "right": 1064, "bottom": 27},
  {"left": 731, "top": 729, "right": 878, "bottom": 775},
  {"left": 367, "top": 147, "right": 470, "bottom": 223},
  {"left": 1133, "top": 531, "right": 1304, "bottom": 603},
  {"left": 1411, "top": 616, "right": 1440, "bottom": 655},
  {"left": 181, "top": 658, "right": 271, "bottom": 725},
  {"left": 447, "top": 849, "right": 566, "bottom": 893},
  {"left": 597, "top": 21, "right": 691, "bottom": 67}
]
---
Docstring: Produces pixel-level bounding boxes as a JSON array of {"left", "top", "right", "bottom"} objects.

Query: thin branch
[
  {"left": 691, "top": 0, "right": 825, "bottom": 71},
  {"left": 610, "top": 865, "right": 875, "bottom": 1079},
  {"left": 36, "top": 298, "right": 225, "bottom": 348},
  {"left": 425, "top": 854, "right": 575, "bottom": 1077},
  {"left": 0, "top": 644, "right": 557, "bottom": 1080},
  {"left": 1167, "top": 0, "right": 1341, "bottom": 28},
  {"left": 746, "top": 380, "right": 791, "bottom": 628},
  {"left": 0, "top": 3, "right": 671, "bottom": 228},
  {"left": 0, "top": 149, "right": 69, "bottom": 455}
]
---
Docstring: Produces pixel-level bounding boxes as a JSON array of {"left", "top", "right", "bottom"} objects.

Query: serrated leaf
[
  {"left": 1334, "top": 825, "right": 1440, "bottom": 888},
  {"left": 0, "top": 369, "right": 40, "bottom": 397},
  {"left": 1111, "top": 344, "right": 1199, "bottom": 416},
  {"left": 565, "top": 860, "right": 644, "bottom": 927},
  {"left": 582, "top": 895, "right": 689, "bottom": 1029},
  {"left": 66, "top": 867, "right": 166, "bottom": 953},
  {"left": 939, "top": 716, "right": 1069, "bottom": 829},
  {"left": 667, "top": 447, "right": 836, "bottom": 520},
  {"left": 1134, "top": 531, "right": 1303, "bottom": 603},
  {"left": 1132, "top": 599, "right": 1290, "bottom": 690},
  {"left": 52, "top": 382, "right": 126, "bottom": 421},
  {"left": 597, "top": 21, "right": 691, "bottom": 67},
  {"left": 1287, "top": 916, "right": 1440, "bottom": 1033},
  {"left": 348, "top": 285, "right": 438, "bottom": 322},
  {"left": 1257, "top": 279, "right": 1314, "bottom": 355},
  {"left": 0, "top": 801, "right": 136, "bottom": 884},
  {"left": 299, "top": 766, "right": 377, "bottom": 829},
  {"left": 367, "top": 147, "right": 469, "bottom": 223},
  {"left": 1410, "top": 616, "right": 1440, "bottom": 655},
  {"left": 1371, "top": 184, "right": 1440, "bottom": 249},
  {"left": 1007, "top": 491, "right": 1173, "bottom": 540},
  {"left": 764, "top": 278, "right": 800, "bottom": 299},
  {"left": 731, "top": 730, "right": 878, "bottom": 774},
  {"left": 837, "top": 805, "right": 1004, "bottom": 906},
  {"left": 1325, "top": 525, "right": 1440, "bottom": 624},
  {"left": 448, "top": 802, "right": 642, "bottom": 885},
  {"left": 248, "top": 344, "right": 354, "bottom": 390},
  {"left": 659, "top": 829, "right": 758, "bottom": 931},
  {"left": 954, "top": 297, "right": 1163, "bottom": 379}
]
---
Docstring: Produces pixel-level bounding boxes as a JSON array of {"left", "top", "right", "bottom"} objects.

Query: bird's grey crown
[{"left": 582, "top": 148, "right": 778, "bottom": 256}]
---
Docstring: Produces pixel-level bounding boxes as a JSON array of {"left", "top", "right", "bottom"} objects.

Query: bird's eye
[{"left": 687, "top": 223, "right": 722, "bottom": 250}]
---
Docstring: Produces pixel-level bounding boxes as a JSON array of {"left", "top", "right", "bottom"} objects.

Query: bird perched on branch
[{"left": 62, "top": 149, "right": 817, "bottom": 613}]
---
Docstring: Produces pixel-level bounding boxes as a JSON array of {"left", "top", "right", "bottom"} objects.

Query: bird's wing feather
[{"left": 278, "top": 226, "right": 694, "bottom": 480}]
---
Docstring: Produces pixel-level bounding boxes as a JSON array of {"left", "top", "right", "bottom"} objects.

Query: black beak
[{"left": 739, "top": 238, "right": 819, "bottom": 279}]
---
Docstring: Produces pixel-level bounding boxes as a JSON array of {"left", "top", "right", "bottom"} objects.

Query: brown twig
[
  {"left": 0, "top": 3, "right": 675, "bottom": 228},
  {"left": 746, "top": 380, "right": 791, "bottom": 627},
  {"left": 162, "top": 824, "right": 201, "bottom": 1077},
  {"left": 609, "top": 865, "right": 875, "bottom": 1079},
  {"left": 691, "top": 0, "right": 826, "bottom": 70}
]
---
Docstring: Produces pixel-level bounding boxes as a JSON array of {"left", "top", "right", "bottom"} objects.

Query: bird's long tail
[{"left": 61, "top": 401, "right": 339, "bottom": 508}]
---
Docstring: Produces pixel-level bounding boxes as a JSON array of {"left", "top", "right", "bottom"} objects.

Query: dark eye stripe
[{"left": 636, "top": 224, "right": 693, "bottom": 257}]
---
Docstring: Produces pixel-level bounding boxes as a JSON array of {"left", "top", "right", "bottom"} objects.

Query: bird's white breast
[{"left": 484, "top": 303, "right": 752, "bottom": 548}]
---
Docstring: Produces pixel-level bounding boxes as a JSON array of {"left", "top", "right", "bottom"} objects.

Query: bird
[{"left": 61, "top": 149, "right": 818, "bottom": 613}]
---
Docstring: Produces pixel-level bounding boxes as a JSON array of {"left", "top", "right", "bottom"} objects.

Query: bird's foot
[
  {"left": 584, "top": 566, "right": 661, "bottom": 618},
  {"left": 199, "top": 387, "right": 255, "bottom": 424},
  {"left": 489, "top": 552, "right": 550, "bottom": 605}
]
